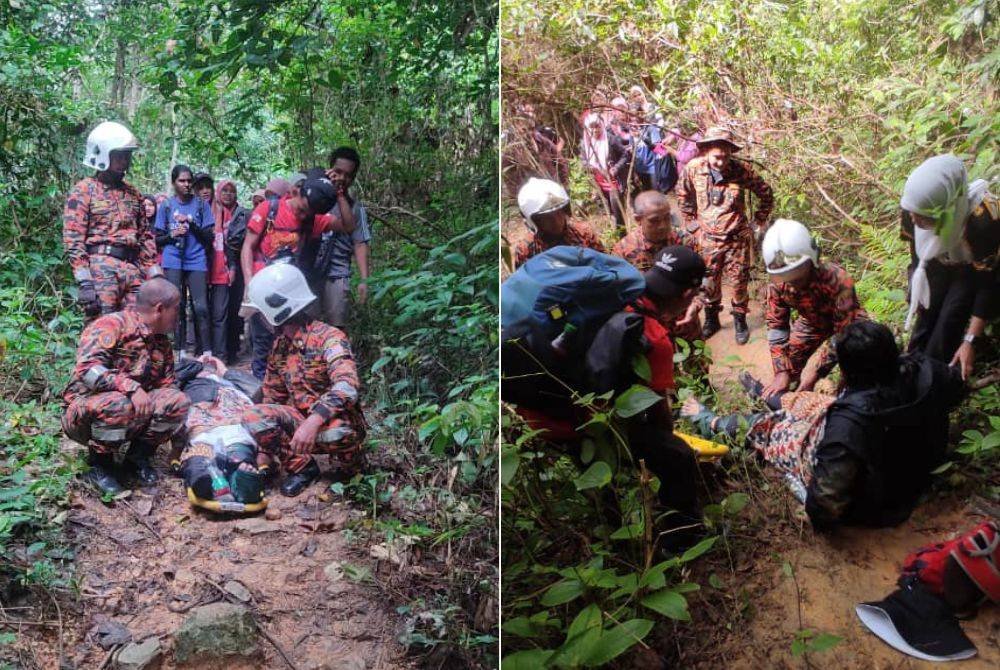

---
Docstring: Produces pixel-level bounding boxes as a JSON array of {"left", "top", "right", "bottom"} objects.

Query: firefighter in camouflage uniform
[
  {"left": 240, "top": 263, "right": 367, "bottom": 497},
  {"left": 63, "top": 122, "right": 162, "bottom": 319},
  {"left": 612, "top": 190, "right": 702, "bottom": 343},
  {"left": 760, "top": 219, "right": 868, "bottom": 399},
  {"left": 62, "top": 278, "right": 189, "bottom": 495},
  {"left": 511, "top": 178, "right": 605, "bottom": 269},
  {"left": 676, "top": 127, "right": 774, "bottom": 344}
]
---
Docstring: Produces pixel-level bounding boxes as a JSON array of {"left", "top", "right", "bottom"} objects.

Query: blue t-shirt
[
  {"left": 634, "top": 141, "right": 657, "bottom": 176},
  {"left": 323, "top": 202, "right": 371, "bottom": 279},
  {"left": 155, "top": 196, "right": 215, "bottom": 271}
]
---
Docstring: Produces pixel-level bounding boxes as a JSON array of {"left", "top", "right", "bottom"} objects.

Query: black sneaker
[
  {"left": 280, "top": 459, "right": 321, "bottom": 497},
  {"left": 701, "top": 309, "right": 721, "bottom": 340},
  {"left": 125, "top": 443, "right": 159, "bottom": 487},
  {"left": 733, "top": 313, "right": 750, "bottom": 345},
  {"left": 84, "top": 456, "right": 125, "bottom": 496}
]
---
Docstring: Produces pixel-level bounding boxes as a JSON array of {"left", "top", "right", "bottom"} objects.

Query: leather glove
[{"left": 77, "top": 280, "right": 101, "bottom": 317}]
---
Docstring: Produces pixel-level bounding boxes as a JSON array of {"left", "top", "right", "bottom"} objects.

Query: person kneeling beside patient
[
  {"left": 681, "top": 320, "right": 964, "bottom": 530},
  {"left": 241, "top": 263, "right": 367, "bottom": 497}
]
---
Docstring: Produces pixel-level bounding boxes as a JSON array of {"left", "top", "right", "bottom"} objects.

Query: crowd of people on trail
[
  {"left": 502, "top": 85, "right": 998, "bottom": 540},
  {"left": 60, "top": 121, "right": 372, "bottom": 509}
]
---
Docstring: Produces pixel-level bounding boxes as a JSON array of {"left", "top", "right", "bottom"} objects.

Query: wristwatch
[{"left": 963, "top": 333, "right": 976, "bottom": 345}]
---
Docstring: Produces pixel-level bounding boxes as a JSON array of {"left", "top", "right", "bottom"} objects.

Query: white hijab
[
  {"left": 581, "top": 113, "right": 609, "bottom": 170},
  {"left": 901, "top": 154, "right": 988, "bottom": 330}
]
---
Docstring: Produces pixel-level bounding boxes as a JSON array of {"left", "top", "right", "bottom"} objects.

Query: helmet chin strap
[{"left": 98, "top": 168, "right": 126, "bottom": 185}]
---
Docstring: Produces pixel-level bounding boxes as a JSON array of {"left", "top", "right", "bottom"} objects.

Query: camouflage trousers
[
  {"left": 90, "top": 254, "right": 143, "bottom": 318},
  {"left": 241, "top": 403, "right": 366, "bottom": 474},
  {"left": 769, "top": 318, "right": 834, "bottom": 381},
  {"left": 63, "top": 388, "right": 190, "bottom": 456},
  {"left": 699, "top": 230, "right": 751, "bottom": 315}
]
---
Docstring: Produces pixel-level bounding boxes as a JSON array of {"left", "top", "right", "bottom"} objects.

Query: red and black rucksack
[{"left": 900, "top": 520, "right": 1000, "bottom": 611}]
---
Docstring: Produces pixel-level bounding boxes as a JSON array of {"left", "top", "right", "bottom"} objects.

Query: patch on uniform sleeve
[{"left": 83, "top": 365, "right": 109, "bottom": 389}]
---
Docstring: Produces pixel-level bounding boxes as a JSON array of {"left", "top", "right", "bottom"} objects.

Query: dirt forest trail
[
  {"left": 503, "top": 210, "right": 999, "bottom": 667},
  {"left": 47, "top": 433, "right": 412, "bottom": 670}
]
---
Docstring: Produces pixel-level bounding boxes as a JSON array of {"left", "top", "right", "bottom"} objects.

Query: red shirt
[
  {"left": 247, "top": 197, "right": 334, "bottom": 275},
  {"left": 627, "top": 297, "right": 675, "bottom": 394}
]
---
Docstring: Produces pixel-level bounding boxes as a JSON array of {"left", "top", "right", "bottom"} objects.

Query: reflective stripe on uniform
[
  {"left": 331, "top": 381, "right": 358, "bottom": 402},
  {"left": 83, "top": 365, "right": 110, "bottom": 389},
  {"left": 91, "top": 424, "right": 127, "bottom": 442},
  {"left": 767, "top": 329, "right": 790, "bottom": 344},
  {"left": 318, "top": 426, "right": 353, "bottom": 444},
  {"left": 148, "top": 418, "right": 182, "bottom": 432}
]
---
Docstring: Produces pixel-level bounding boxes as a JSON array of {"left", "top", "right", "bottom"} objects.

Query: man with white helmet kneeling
[
  {"left": 757, "top": 219, "right": 868, "bottom": 400},
  {"left": 240, "top": 263, "right": 367, "bottom": 497}
]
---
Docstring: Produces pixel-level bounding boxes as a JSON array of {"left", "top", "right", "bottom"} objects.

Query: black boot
[
  {"left": 733, "top": 313, "right": 750, "bottom": 345},
  {"left": 280, "top": 459, "right": 320, "bottom": 497},
  {"left": 84, "top": 453, "right": 124, "bottom": 496},
  {"left": 738, "top": 370, "right": 765, "bottom": 399},
  {"left": 701, "top": 309, "right": 721, "bottom": 340},
  {"left": 125, "top": 443, "right": 159, "bottom": 487}
]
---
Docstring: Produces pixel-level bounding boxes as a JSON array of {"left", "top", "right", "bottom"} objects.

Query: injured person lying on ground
[
  {"left": 680, "top": 320, "right": 965, "bottom": 531},
  {"left": 169, "top": 355, "right": 269, "bottom": 513}
]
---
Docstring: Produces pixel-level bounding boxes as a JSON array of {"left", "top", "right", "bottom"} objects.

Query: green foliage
[
  {"left": 3, "top": 0, "right": 497, "bottom": 665},
  {"left": 501, "top": 365, "right": 726, "bottom": 667}
]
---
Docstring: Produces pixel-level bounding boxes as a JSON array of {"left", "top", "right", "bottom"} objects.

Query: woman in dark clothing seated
[{"left": 682, "top": 320, "right": 965, "bottom": 530}]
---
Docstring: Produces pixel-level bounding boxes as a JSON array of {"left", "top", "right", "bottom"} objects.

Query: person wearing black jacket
[
  {"left": 805, "top": 320, "right": 964, "bottom": 529},
  {"left": 682, "top": 320, "right": 964, "bottom": 530}
]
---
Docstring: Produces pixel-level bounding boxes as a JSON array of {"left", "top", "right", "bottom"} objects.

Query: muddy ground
[{"left": 28, "top": 441, "right": 413, "bottom": 670}]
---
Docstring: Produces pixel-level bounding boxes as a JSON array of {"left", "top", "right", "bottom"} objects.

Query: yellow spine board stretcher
[
  {"left": 675, "top": 431, "right": 730, "bottom": 462},
  {"left": 186, "top": 487, "right": 269, "bottom": 514}
]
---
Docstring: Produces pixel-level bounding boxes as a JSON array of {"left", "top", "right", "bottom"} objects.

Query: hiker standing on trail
[
  {"left": 676, "top": 126, "right": 774, "bottom": 344},
  {"left": 240, "top": 171, "right": 355, "bottom": 379},
  {"left": 241, "top": 264, "right": 367, "bottom": 497},
  {"left": 251, "top": 189, "right": 266, "bottom": 208},
  {"left": 193, "top": 172, "right": 214, "bottom": 204},
  {"left": 900, "top": 154, "right": 998, "bottom": 381},
  {"left": 63, "top": 122, "right": 162, "bottom": 319},
  {"left": 681, "top": 320, "right": 964, "bottom": 530},
  {"left": 612, "top": 191, "right": 702, "bottom": 342},
  {"left": 264, "top": 177, "right": 291, "bottom": 202},
  {"left": 154, "top": 165, "right": 215, "bottom": 360},
  {"left": 62, "top": 278, "right": 190, "bottom": 495},
  {"left": 580, "top": 113, "right": 627, "bottom": 233},
  {"left": 209, "top": 180, "right": 251, "bottom": 363},
  {"left": 315, "top": 147, "right": 371, "bottom": 329},
  {"left": 511, "top": 178, "right": 605, "bottom": 269},
  {"left": 760, "top": 219, "right": 868, "bottom": 398}
]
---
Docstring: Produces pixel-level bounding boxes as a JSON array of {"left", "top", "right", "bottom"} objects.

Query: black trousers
[
  {"left": 165, "top": 269, "right": 209, "bottom": 355},
  {"left": 628, "top": 421, "right": 700, "bottom": 517},
  {"left": 600, "top": 188, "right": 626, "bottom": 235},
  {"left": 250, "top": 313, "right": 275, "bottom": 380},
  {"left": 908, "top": 261, "right": 976, "bottom": 363},
  {"left": 209, "top": 284, "right": 230, "bottom": 361},
  {"left": 226, "top": 268, "right": 245, "bottom": 364}
]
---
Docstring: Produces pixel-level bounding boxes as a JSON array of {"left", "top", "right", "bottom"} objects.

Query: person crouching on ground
[
  {"left": 760, "top": 219, "right": 868, "bottom": 398},
  {"left": 240, "top": 263, "right": 367, "bottom": 497},
  {"left": 511, "top": 177, "right": 605, "bottom": 269},
  {"left": 62, "top": 278, "right": 190, "bottom": 495},
  {"left": 681, "top": 320, "right": 965, "bottom": 530}
]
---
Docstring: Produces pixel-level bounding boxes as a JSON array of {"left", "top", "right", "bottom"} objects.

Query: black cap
[
  {"left": 192, "top": 172, "right": 214, "bottom": 188},
  {"left": 643, "top": 245, "right": 706, "bottom": 298},
  {"left": 302, "top": 175, "right": 338, "bottom": 215}
]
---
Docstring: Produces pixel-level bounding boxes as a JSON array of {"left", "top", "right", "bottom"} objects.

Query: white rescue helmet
[
  {"left": 246, "top": 263, "right": 317, "bottom": 327},
  {"left": 762, "top": 218, "right": 819, "bottom": 275},
  {"left": 517, "top": 177, "right": 570, "bottom": 230},
  {"left": 83, "top": 121, "right": 138, "bottom": 172}
]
